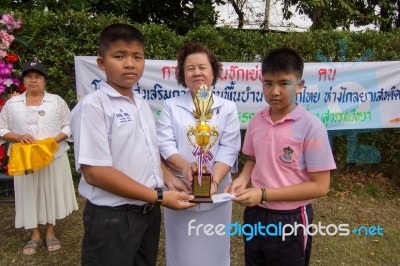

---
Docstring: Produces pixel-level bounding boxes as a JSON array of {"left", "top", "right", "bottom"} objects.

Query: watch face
[{"left": 197, "top": 86, "right": 211, "bottom": 101}]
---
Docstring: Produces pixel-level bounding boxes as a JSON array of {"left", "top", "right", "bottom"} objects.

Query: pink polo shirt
[{"left": 242, "top": 104, "right": 336, "bottom": 210}]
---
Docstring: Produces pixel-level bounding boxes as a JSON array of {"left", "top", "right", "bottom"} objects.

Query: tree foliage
[
  {"left": 281, "top": 0, "right": 400, "bottom": 31},
  {"left": 7, "top": 0, "right": 226, "bottom": 34},
  {"left": 7, "top": 0, "right": 400, "bottom": 32}
]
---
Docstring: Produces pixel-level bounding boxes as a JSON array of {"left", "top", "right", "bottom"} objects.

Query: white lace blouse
[{"left": 0, "top": 91, "right": 71, "bottom": 158}]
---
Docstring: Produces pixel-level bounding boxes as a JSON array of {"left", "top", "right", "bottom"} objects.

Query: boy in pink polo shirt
[{"left": 226, "top": 48, "right": 336, "bottom": 266}]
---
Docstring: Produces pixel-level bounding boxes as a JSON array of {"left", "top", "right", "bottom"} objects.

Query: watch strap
[
  {"left": 155, "top": 188, "right": 163, "bottom": 205},
  {"left": 260, "top": 188, "right": 267, "bottom": 204}
]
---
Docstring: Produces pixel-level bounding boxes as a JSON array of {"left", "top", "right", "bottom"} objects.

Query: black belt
[
  {"left": 113, "top": 203, "right": 154, "bottom": 213},
  {"left": 87, "top": 201, "right": 154, "bottom": 214}
]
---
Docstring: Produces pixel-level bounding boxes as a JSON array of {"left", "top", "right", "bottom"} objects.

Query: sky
[
  {"left": 215, "top": 0, "right": 312, "bottom": 31},
  {"left": 214, "top": 0, "right": 377, "bottom": 32}
]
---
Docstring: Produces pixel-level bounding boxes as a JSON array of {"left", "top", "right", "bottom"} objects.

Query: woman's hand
[
  {"left": 210, "top": 180, "right": 219, "bottom": 195},
  {"left": 165, "top": 176, "right": 191, "bottom": 193},
  {"left": 182, "top": 162, "right": 197, "bottom": 191},
  {"left": 18, "top": 134, "right": 36, "bottom": 144}
]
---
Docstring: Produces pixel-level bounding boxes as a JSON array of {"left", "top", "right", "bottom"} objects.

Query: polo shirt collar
[
  {"left": 261, "top": 103, "right": 306, "bottom": 124},
  {"left": 175, "top": 91, "right": 225, "bottom": 112}
]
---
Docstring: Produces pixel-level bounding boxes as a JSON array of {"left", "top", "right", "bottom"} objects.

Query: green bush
[{"left": 13, "top": 10, "right": 130, "bottom": 109}]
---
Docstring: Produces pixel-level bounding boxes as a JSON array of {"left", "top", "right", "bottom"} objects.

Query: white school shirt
[
  {"left": 0, "top": 91, "right": 71, "bottom": 158},
  {"left": 70, "top": 82, "right": 163, "bottom": 206}
]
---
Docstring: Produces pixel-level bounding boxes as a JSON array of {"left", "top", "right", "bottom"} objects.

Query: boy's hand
[
  {"left": 162, "top": 191, "right": 197, "bottom": 210},
  {"left": 233, "top": 188, "right": 262, "bottom": 207},
  {"left": 224, "top": 175, "right": 248, "bottom": 195}
]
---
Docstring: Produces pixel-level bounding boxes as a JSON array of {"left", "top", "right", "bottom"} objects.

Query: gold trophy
[{"left": 187, "top": 84, "right": 219, "bottom": 203}]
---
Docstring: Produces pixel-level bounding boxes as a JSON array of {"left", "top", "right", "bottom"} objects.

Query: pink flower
[
  {"left": 12, "top": 78, "right": 20, "bottom": 86},
  {"left": 0, "top": 13, "right": 22, "bottom": 100},
  {"left": 0, "top": 30, "right": 14, "bottom": 44},
  {"left": 0, "top": 67, "right": 12, "bottom": 77},
  {"left": 0, "top": 14, "right": 23, "bottom": 31},
  {"left": 0, "top": 84, "right": 6, "bottom": 94},
  {"left": 0, "top": 62, "right": 13, "bottom": 77}
]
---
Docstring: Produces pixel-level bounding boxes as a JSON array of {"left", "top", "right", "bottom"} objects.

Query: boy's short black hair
[
  {"left": 98, "top": 23, "right": 145, "bottom": 56},
  {"left": 261, "top": 48, "right": 304, "bottom": 79}
]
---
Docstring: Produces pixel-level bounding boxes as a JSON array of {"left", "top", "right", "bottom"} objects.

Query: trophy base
[
  {"left": 190, "top": 171, "right": 213, "bottom": 203},
  {"left": 189, "top": 197, "right": 213, "bottom": 203}
]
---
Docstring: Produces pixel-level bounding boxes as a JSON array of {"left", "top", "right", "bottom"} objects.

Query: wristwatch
[
  {"left": 155, "top": 188, "right": 163, "bottom": 205},
  {"left": 260, "top": 188, "right": 267, "bottom": 204}
]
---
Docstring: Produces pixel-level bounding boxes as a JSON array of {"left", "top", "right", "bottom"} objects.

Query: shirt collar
[
  {"left": 42, "top": 91, "right": 54, "bottom": 102},
  {"left": 10, "top": 91, "right": 54, "bottom": 103},
  {"left": 99, "top": 81, "right": 143, "bottom": 109},
  {"left": 261, "top": 103, "right": 306, "bottom": 124}
]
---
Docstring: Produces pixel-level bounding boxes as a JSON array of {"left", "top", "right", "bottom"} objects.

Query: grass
[{"left": 0, "top": 172, "right": 400, "bottom": 266}]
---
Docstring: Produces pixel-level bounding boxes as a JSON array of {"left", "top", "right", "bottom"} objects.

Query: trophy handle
[
  {"left": 187, "top": 128, "right": 197, "bottom": 148},
  {"left": 205, "top": 128, "right": 219, "bottom": 152}
]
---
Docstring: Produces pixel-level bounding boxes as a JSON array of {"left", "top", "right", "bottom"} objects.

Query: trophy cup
[{"left": 187, "top": 84, "right": 219, "bottom": 203}]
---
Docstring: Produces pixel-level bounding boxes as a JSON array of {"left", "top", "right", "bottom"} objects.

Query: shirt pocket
[{"left": 278, "top": 135, "right": 303, "bottom": 169}]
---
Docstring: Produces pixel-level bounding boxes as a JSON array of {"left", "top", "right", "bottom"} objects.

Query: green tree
[
  {"left": 8, "top": 0, "right": 226, "bottom": 34},
  {"left": 368, "top": 0, "right": 400, "bottom": 32},
  {"left": 281, "top": 0, "right": 399, "bottom": 31}
]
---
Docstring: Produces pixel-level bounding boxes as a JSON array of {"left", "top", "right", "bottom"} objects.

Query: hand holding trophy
[{"left": 187, "top": 84, "right": 219, "bottom": 203}]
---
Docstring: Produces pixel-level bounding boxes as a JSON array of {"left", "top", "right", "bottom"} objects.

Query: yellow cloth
[{"left": 8, "top": 138, "right": 59, "bottom": 176}]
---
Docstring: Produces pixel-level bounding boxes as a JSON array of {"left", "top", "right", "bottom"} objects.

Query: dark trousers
[
  {"left": 244, "top": 204, "right": 313, "bottom": 266},
  {"left": 81, "top": 201, "right": 161, "bottom": 266}
]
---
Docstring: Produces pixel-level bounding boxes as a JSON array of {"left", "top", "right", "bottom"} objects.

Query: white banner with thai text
[{"left": 74, "top": 56, "right": 400, "bottom": 130}]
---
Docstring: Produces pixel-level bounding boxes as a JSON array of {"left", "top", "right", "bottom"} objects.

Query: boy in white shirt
[{"left": 70, "top": 23, "right": 194, "bottom": 265}]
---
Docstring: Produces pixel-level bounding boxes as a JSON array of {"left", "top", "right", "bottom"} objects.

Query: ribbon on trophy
[{"left": 192, "top": 146, "right": 214, "bottom": 185}]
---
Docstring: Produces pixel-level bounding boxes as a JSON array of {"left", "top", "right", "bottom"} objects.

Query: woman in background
[{"left": 0, "top": 60, "right": 78, "bottom": 255}]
